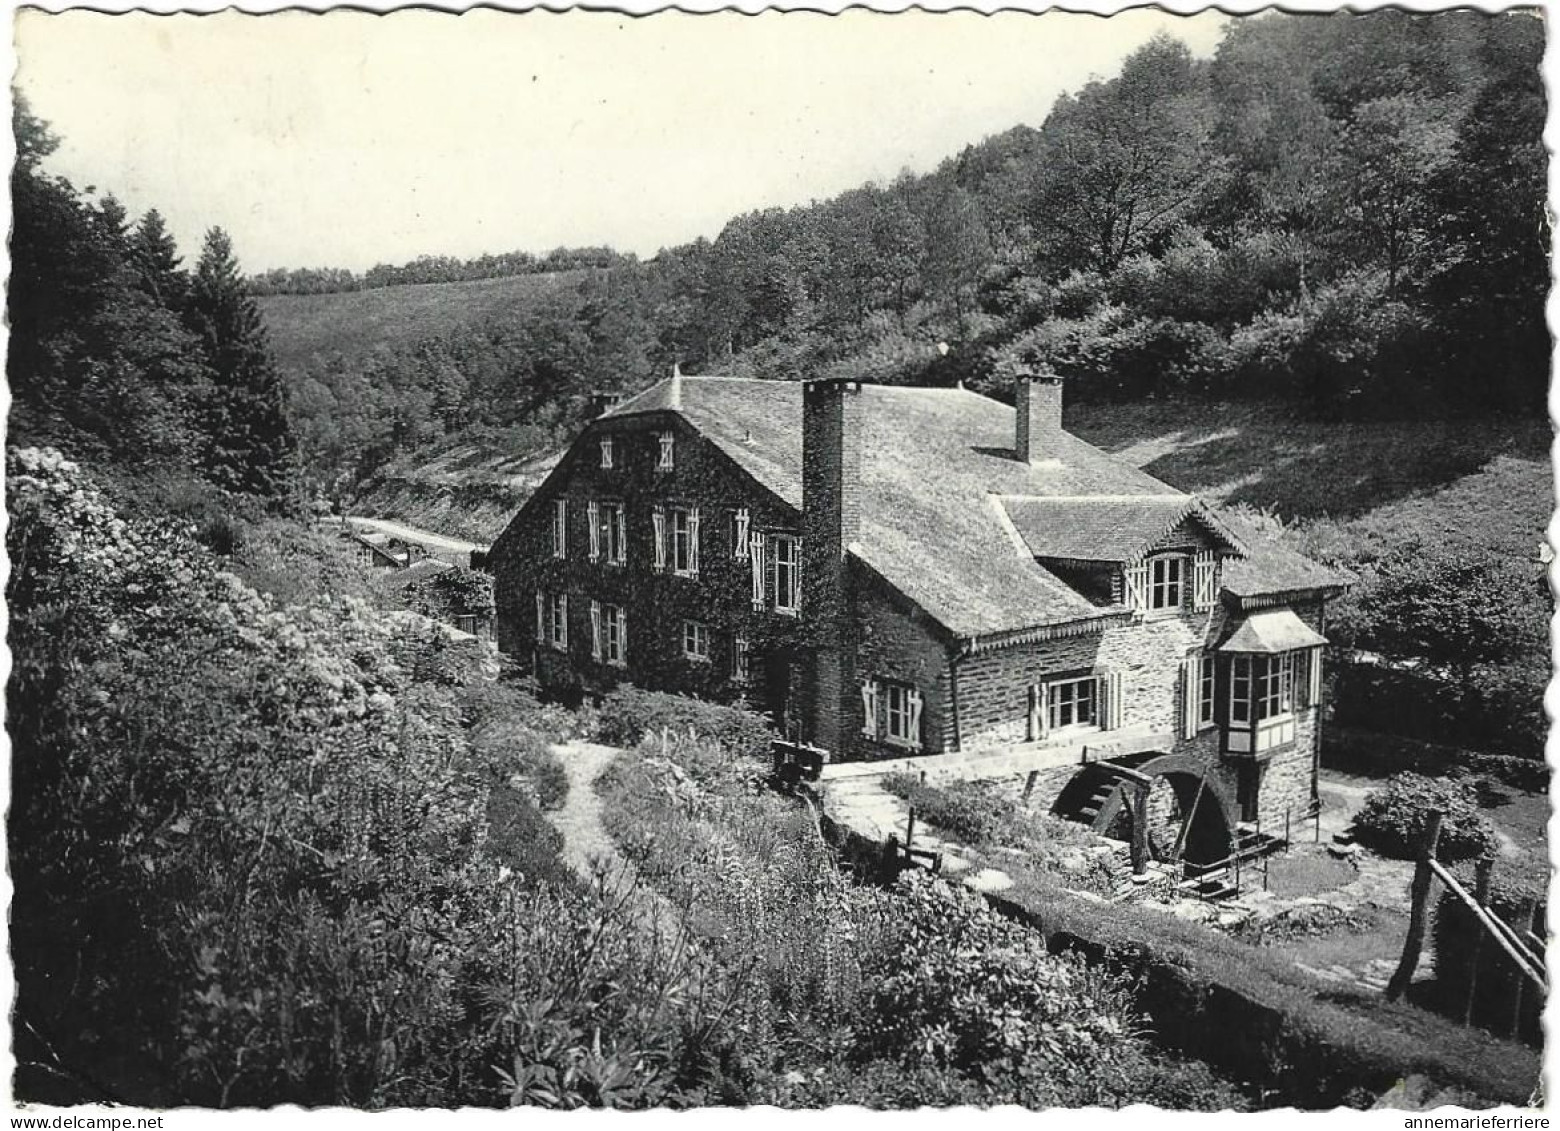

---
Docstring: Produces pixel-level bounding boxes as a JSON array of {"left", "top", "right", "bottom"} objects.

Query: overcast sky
[{"left": 15, "top": 8, "right": 1231, "bottom": 274}]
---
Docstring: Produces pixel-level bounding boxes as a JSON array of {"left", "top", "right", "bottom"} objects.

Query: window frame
[
  {"left": 671, "top": 506, "right": 698, "bottom": 576},
  {"left": 1198, "top": 651, "right": 1217, "bottom": 729},
  {"left": 597, "top": 500, "right": 627, "bottom": 566},
  {"left": 771, "top": 534, "right": 801, "bottom": 615},
  {"left": 1046, "top": 673, "right": 1100, "bottom": 734},
  {"left": 603, "top": 603, "right": 627, "bottom": 666},
  {"left": 682, "top": 619, "right": 710, "bottom": 662},
  {"left": 883, "top": 682, "right": 918, "bottom": 747},
  {"left": 733, "top": 635, "right": 750, "bottom": 682},
  {"left": 599, "top": 435, "right": 615, "bottom": 470},
  {"left": 548, "top": 593, "right": 569, "bottom": 651},
  {"left": 1148, "top": 554, "right": 1186, "bottom": 612},
  {"left": 657, "top": 431, "right": 675, "bottom": 471}
]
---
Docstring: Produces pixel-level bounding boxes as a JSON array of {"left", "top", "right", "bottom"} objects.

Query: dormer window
[
  {"left": 658, "top": 431, "right": 675, "bottom": 470},
  {"left": 1124, "top": 554, "right": 1188, "bottom": 613},
  {"left": 1150, "top": 555, "right": 1184, "bottom": 610},
  {"left": 599, "top": 436, "right": 615, "bottom": 469}
]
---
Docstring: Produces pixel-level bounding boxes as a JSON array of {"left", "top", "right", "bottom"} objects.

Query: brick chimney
[
  {"left": 1015, "top": 371, "right": 1065, "bottom": 463},
  {"left": 801, "top": 378, "right": 863, "bottom": 757}
]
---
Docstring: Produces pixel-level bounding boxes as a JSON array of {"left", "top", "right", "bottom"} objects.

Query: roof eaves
[{"left": 958, "top": 609, "right": 1132, "bottom": 656}]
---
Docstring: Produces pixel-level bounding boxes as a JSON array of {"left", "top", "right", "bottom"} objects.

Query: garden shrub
[
  {"left": 881, "top": 773, "right": 1115, "bottom": 895},
  {"left": 471, "top": 718, "right": 569, "bottom": 811},
  {"left": 598, "top": 736, "right": 1247, "bottom": 1109},
  {"left": 1352, "top": 773, "right": 1498, "bottom": 862},
  {"left": 882, "top": 771, "right": 1003, "bottom": 843},
  {"left": 595, "top": 686, "right": 774, "bottom": 763},
  {"left": 7, "top": 448, "right": 717, "bottom": 1108}
]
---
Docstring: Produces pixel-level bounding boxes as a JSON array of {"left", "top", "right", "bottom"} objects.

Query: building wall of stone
[
  {"left": 490, "top": 410, "right": 805, "bottom": 707},
  {"left": 849, "top": 569, "right": 958, "bottom": 760}
]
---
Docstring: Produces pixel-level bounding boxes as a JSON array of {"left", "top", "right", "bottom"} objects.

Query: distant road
[{"left": 344, "top": 515, "right": 488, "bottom": 554}]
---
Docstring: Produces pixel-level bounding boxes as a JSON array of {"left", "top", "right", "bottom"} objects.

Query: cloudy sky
[{"left": 16, "top": 8, "right": 1232, "bottom": 274}]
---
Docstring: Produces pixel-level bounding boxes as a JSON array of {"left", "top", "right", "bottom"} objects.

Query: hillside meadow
[{"left": 258, "top": 269, "right": 587, "bottom": 374}]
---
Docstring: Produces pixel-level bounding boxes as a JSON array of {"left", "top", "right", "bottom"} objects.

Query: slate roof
[
  {"left": 999, "top": 495, "right": 1244, "bottom": 565},
  {"left": 601, "top": 376, "right": 1346, "bottom": 639},
  {"left": 1218, "top": 513, "right": 1354, "bottom": 601},
  {"left": 1218, "top": 609, "right": 1330, "bottom": 654},
  {"left": 606, "top": 376, "right": 804, "bottom": 510}
]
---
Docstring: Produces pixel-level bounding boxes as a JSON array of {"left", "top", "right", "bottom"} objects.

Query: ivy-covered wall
[{"left": 491, "top": 410, "right": 806, "bottom": 710}]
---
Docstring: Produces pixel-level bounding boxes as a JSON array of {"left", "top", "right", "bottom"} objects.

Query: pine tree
[
  {"left": 186, "top": 227, "right": 297, "bottom": 502},
  {"left": 130, "top": 209, "right": 188, "bottom": 308}
]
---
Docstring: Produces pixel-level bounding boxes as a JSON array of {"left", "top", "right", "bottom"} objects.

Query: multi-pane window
[
  {"left": 1229, "top": 654, "right": 1295, "bottom": 725},
  {"left": 1047, "top": 675, "right": 1097, "bottom": 732},
  {"left": 733, "top": 635, "right": 750, "bottom": 682},
  {"left": 597, "top": 502, "right": 626, "bottom": 565},
  {"left": 603, "top": 604, "right": 627, "bottom": 666},
  {"left": 884, "top": 683, "right": 919, "bottom": 745},
  {"left": 657, "top": 431, "right": 675, "bottom": 470},
  {"left": 682, "top": 620, "right": 709, "bottom": 662},
  {"left": 599, "top": 436, "right": 615, "bottom": 469},
  {"left": 1149, "top": 555, "right": 1185, "bottom": 611},
  {"left": 671, "top": 507, "right": 700, "bottom": 575},
  {"left": 771, "top": 535, "right": 801, "bottom": 614},
  {"left": 552, "top": 498, "right": 567, "bottom": 559},
  {"left": 548, "top": 593, "right": 569, "bottom": 651},
  {"left": 1198, "top": 652, "right": 1216, "bottom": 727}
]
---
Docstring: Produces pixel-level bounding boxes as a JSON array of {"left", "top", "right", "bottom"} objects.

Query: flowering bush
[{"left": 1352, "top": 773, "right": 1497, "bottom": 862}]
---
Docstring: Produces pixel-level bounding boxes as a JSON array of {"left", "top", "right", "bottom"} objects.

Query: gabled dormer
[{"left": 998, "top": 494, "right": 1245, "bottom": 613}]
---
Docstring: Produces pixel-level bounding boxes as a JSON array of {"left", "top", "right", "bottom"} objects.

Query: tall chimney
[
  {"left": 801, "top": 378, "right": 863, "bottom": 757},
  {"left": 1015, "top": 371, "right": 1064, "bottom": 463}
]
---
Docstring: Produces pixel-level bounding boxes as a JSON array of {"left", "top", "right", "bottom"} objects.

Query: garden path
[
  {"left": 547, "top": 740, "right": 688, "bottom": 943},
  {"left": 549, "top": 740, "right": 625, "bottom": 877}
]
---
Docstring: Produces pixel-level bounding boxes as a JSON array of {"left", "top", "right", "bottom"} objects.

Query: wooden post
[
  {"left": 905, "top": 807, "right": 917, "bottom": 854},
  {"left": 1464, "top": 856, "right": 1494, "bottom": 1025},
  {"left": 1510, "top": 897, "right": 1533, "bottom": 1040},
  {"left": 1130, "top": 784, "right": 1150, "bottom": 876},
  {"left": 1022, "top": 769, "right": 1040, "bottom": 805},
  {"left": 1386, "top": 811, "right": 1444, "bottom": 1001}
]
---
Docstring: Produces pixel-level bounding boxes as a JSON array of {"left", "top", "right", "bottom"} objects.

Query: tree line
[
  {"left": 272, "top": 10, "right": 1544, "bottom": 497},
  {"left": 10, "top": 94, "right": 299, "bottom": 509},
  {"left": 248, "top": 246, "right": 634, "bottom": 295}
]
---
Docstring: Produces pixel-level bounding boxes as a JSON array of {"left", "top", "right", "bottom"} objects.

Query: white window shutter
[
  {"left": 652, "top": 507, "right": 667, "bottom": 570},
  {"left": 907, "top": 687, "right": 924, "bottom": 747},
  {"left": 1308, "top": 646, "right": 1323, "bottom": 709},
  {"left": 554, "top": 499, "right": 567, "bottom": 559},
  {"left": 735, "top": 508, "right": 750, "bottom": 559},
  {"left": 587, "top": 500, "right": 601, "bottom": 562},
  {"left": 1193, "top": 551, "right": 1217, "bottom": 610},
  {"left": 1181, "top": 656, "right": 1199, "bottom": 741},
  {"left": 590, "top": 600, "right": 602, "bottom": 661},
  {"left": 860, "top": 680, "right": 878, "bottom": 738},
  {"left": 750, "top": 532, "right": 766, "bottom": 609},
  {"left": 600, "top": 437, "right": 613, "bottom": 469},
  {"left": 1124, "top": 562, "right": 1148, "bottom": 611},
  {"left": 688, "top": 507, "right": 701, "bottom": 575},
  {"left": 558, "top": 595, "right": 568, "bottom": 649},
  {"left": 1101, "top": 670, "right": 1124, "bottom": 731},
  {"left": 614, "top": 508, "right": 627, "bottom": 564},
  {"left": 535, "top": 591, "right": 545, "bottom": 644},
  {"left": 1030, "top": 682, "right": 1049, "bottom": 741}
]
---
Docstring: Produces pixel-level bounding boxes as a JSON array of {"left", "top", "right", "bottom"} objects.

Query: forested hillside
[{"left": 260, "top": 10, "right": 1545, "bottom": 502}]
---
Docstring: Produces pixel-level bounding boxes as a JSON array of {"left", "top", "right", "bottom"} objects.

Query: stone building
[{"left": 490, "top": 371, "right": 1349, "bottom": 862}]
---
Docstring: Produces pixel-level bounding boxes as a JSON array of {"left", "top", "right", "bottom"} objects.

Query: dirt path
[
  {"left": 546, "top": 741, "right": 687, "bottom": 944},
  {"left": 549, "top": 740, "right": 629, "bottom": 877}
]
